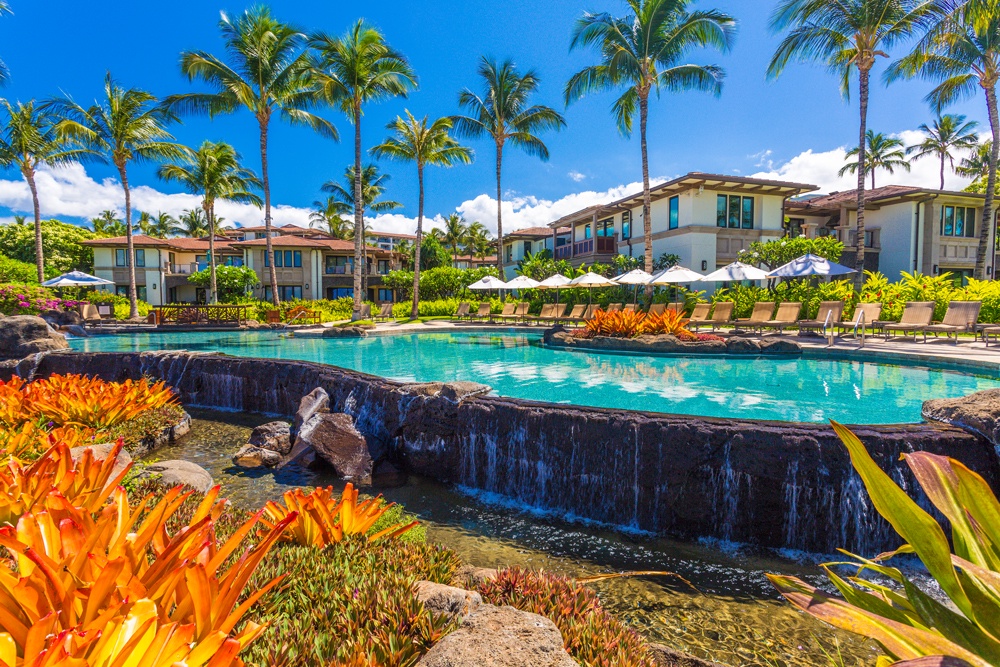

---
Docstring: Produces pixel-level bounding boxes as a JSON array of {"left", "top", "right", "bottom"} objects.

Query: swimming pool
[{"left": 69, "top": 330, "right": 1000, "bottom": 424}]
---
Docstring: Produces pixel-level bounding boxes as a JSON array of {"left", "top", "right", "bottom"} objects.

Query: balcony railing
[
  {"left": 554, "top": 235, "right": 618, "bottom": 260},
  {"left": 325, "top": 267, "right": 395, "bottom": 276},
  {"left": 165, "top": 260, "right": 243, "bottom": 275}
]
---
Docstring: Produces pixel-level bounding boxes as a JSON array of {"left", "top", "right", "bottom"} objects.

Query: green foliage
[
  {"left": 0, "top": 218, "right": 96, "bottom": 275},
  {"left": 611, "top": 254, "right": 642, "bottom": 274},
  {"left": 518, "top": 254, "right": 576, "bottom": 281},
  {"left": 0, "top": 254, "right": 40, "bottom": 283},
  {"left": 476, "top": 568, "right": 657, "bottom": 667},
  {"left": 652, "top": 253, "right": 681, "bottom": 272},
  {"left": 391, "top": 297, "right": 502, "bottom": 318},
  {"left": 386, "top": 266, "right": 500, "bottom": 302},
  {"left": 101, "top": 403, "right": 188, "bottom": 450},
  {"left": 188, "top": 265, "right": 258, "bottom": 302},
  {"left": 770, "top": 421, "right": 1000, "bottom": 667},
  {"left": 0, "top": 283, "right": 87, "bottom": 315},
  {"left": 86, "top": 290, "right": 152, "bottom": 319},
  {"left": 229, "top": 297, "right": 358, "bottom": 324},
  {"left": 738, "top": 236, "right": 845, "bottom": 270},
  {"left": 415, "top": 234, "right": 453, "bottom": 270}
]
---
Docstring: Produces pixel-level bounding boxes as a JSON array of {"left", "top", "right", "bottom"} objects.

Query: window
[
  {"left": 741, "top": 197, "right": 755, "bottom": 229},
  {"left": 326, "top": 256, "right": 351, "bottom": 274},
  {"left": 524, "top": 241, "right": 533, "bottom": 257},
  {"left": 622, "top": 212, "right": 631, "bottom": 240},
  {"left": 115, "top": 285, "right": 127, "bottom": 296},
  {"left": 583, "top": 224, "right": 592, "bottom": 239},
  {"left": 717, "top": 195, "right": 754, "bottom": 229},
  {"left": 327, "top": 287, "right": 353, "bottom": 299},
  {"left": 941, "top": 206, "right": 977, "bottom": 238},
  {"left": 136, "top": 286, "right": 147, "bottom": 302},
  {"left": 668, "top": 196, "right": 679, "bottom": 230},
  {"left": 717, "top": 195, "right": 727, "bottom": 228},
  {"left": 505, "top": 245, "right": 513, "bottom": 262},
  {"left": 377, "top": 259, "right": 390, "bottom": 275},
  {"left": 784, "top": 217, "right": 805, "bottom": 238},
  {"left": 264, "top": 285, "right": 303, "bottom": 301},
  {"left": 377, "top": 289, "right": 393, "bottom": 302},
  {"left": 264, "top": 251, "right": 271, "bottom": 267},
  {"left": 115, "top": 249, "right": 126, "bottom": 267},
  {"left": 596, "top": 218, "right": 614, "bottom": 237},
  {"left": 134, "top": 249, "right": 145, "bottom": 268},
  {"left": 283, "top": 250, "right": 292, "bottom": 267}
]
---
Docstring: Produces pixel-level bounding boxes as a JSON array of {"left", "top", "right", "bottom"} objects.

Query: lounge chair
[
  {"left": 605, "top": 303, "right": 623, "bottom": 313},
  {"left": 97, "top": 304, "right": 114, "bottom": 321},
  {"left": 543, "top": 303, "right": 568, "bottom": 323},
  {"left": 622, "top": 304, "right": 638, "bottom": 313},
  {"left": 736, "top": 302, "right": 776, "bottom": 333},
  {"left": 797, "top": 301, "right": 844, "bottom": 336},
  {"left": 470, "top": 303, "right": 492, "bottom": 322},
  {"left": 453, "top": 302, "right": 471, "bottom": 320},
  {"left": 648, "top": 304, "right": 667, "bottom": 316},
  {"left": 358, "top": 303, "right": 372, "bottom": 320},
  {"left": 528, "top": 303, "right": 555, "bottom": 324},
  {"left": 882, "top": 302, "right": 935, "bottom": 339},
  {"left": 760, "top": 302, "right": 802, "bottom": 334},
  {"left": 560, "top": 304, "right": 587, "bottom": 324},
  {"left": 665, "top": 302, "right": 686, "bottom": 315},
  {"left": 78, "top": 304, "right": 103, "bottom": 327},
  {"left": 687, "top": 303, "right": 712, "bottom": 330},
  {"left": 837, "top": 303, "right": 883, "bottom": 338},
  {"left": 491, "top": 303, "right": 516, "bottom": 323},
  {"left": 374, "top": 303, "right": 394, "bottom": 323},
  {"left": 704, "top": 302, "right": 736, "bottom": 332},
  {"left": 922, "top": 301, "right": 981, "bottom": 343}
]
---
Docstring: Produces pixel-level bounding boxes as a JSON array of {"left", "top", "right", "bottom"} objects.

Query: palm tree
[
  {"left": 439, "top": 213, "right": 470, "bottom": 257},
  {"left": 373, "top": 112, "right": 473, "bottom": 318},
  {"left": 889, "top": 1, "right": 1000, "bottom": 279},
  {"left": 453, "top": 57, "right": 565, "bottom": 275},
  {"left": 310, "top": 196, "right": 353, "bottom": 239},
  {"left": 958, "top": 139, "right": 993, "bottom": 183},
  {"left": 0, "top": 99, "right": 80, "bottom": 281},
  {"left": 768, "top": 0, "right": 939, "bottom": 287},
  {"left": 158, "top": 141, "right": 262, "bottom": 303},
  {"left": 166, "top": 7, "right": 336, "bottom": 306},
  {"left": 171, "top": 209, "right": 209, "bottom": 238},
  {"left": 906, "top": 114, "right": 979, "bottom": 189},
  {"left": 136, "top": 211, "right": 155, "bottom": 236},
  {"left": 839, "top": 130, "right": 911, "bottom": 188},
  {"left": 46, "top": 73, "right": 185, "bottom": 318},
  {"left": 464, "top": 222, "right": 493, "bottom": 259},
  {"left": 566, "top": 0, "right": 735, "bottom": 280},
  {"left": 0, "top": 2, "right": 12, "bottom": 87},
  {"left": 146, "top": 211, "right": 176, "bottom": 238},
  {"left": 91, "top": 210, "right": 125, "bottom": 237},
  {"left": 310, "top": 20, "right": 416, "bottom": 317}
]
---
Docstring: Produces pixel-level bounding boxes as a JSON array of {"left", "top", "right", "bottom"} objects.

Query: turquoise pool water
[{"left": 70, "top": 330, "right": 1000, "bottom": 424}]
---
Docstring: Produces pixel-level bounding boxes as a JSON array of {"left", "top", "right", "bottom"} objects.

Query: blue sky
[{"left": 0, "top": 0, "right": 988, "bottom": 234}]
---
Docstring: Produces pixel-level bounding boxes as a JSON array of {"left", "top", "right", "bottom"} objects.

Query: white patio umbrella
[
  {"left": 504, "top": 275, "right": 542, "bottom": 290},
  {"left": 651, "top": 266, "right": 705, "bottom": 284},
  {"left": 569, "top": 272, "right": 617, "bottom": 305},
  {"left": 467, "top": 275, "right": 508, "bottom": 300},
  {"left": 766, "top": 253, "right": 857, "bottom": 279},
  {"left": 41, "top": 271, "right": 114, "bottom": 288},
  {"left": 702, "top": 261, "right": 769, "bottom": 283},
  {"left": 614, "top": 269, "right": 654, "bottom": 305},
  {"left": 537, "top": 273, "right": 573, "bottom": 303}
]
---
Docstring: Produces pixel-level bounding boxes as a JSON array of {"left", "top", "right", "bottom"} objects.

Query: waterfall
[
  {"left": 15, "top": 350, "right": 54, "bottom": 382},
  {"left": 783, "top": 460, "right": 800, "bottom": 547},
  {"left": 713, "top": 443, "right": 740, "bottom": 542}
]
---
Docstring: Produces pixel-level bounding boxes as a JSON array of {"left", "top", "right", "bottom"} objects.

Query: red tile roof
[
  {"left": 506, "top": 226, "right": 559, "bottom": 238},
  {"left": 787, "top": 185, "right": 986, "bottom": 211},
  {"left": 81, "top": 235, "right": 238, "bottom": 252},
  {"left": 230, "top": 236, "right": 330, "bottom": 248}
]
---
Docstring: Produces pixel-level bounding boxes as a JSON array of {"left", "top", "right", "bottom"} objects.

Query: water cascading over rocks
[{"left": 6, "top": 349, "right": 998, "bottom": 555}]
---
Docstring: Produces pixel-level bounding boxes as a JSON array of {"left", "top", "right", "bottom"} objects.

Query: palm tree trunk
[
  {"left": 412, "top": 162, "right": 424, "bottom": 320},
  {"left": 353, "top": 104, "right": 364, "bottom": 319},
  {"left": 25, "top": 167, "right": 43, "bottom": 283},
  {"left": 975, "top": 85, "right": 999, "bottom": 280},
  {"left": 206, "top": 200, "right": 217, "bottom": 304},
  {"left": 940, "top": 154, "right": 946, "bottom": 192},
  {"left": 119, "top": 164, "right": 139, "bottom": 319},
  {"left": 854, "top": 68, "right": 870, "bottom": 290},
  {"left": 259, "top": 118, "right": 279, "bottom": 306},
  {"left": 496, "top": 141, "right": 504, "bottom": 277},
  {"left": 639, "top": 91, "right": 653, "bottom": 298}
]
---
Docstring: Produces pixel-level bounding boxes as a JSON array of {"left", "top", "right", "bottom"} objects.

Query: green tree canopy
[
  {"left": 738, "top": 236, "right": 845, "bottom": 270},
  {"left": 0, "top": 219, "right": 96, "bottom": 276},
  {"left": 187, "top": 265, "right": 257, "bottom": 303},
  {"left": 413, "top": 234, "right": 451, "bottom": 271}
]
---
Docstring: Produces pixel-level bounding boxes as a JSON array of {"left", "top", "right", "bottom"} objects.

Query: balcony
[
  {"left": 554, "top": 235, "right": 618, "bottom": 262},
  {"left": 165, "top": 259, "right": 243, "bottom": 275},
  {"left": 325, "top": 266, "right": 395, "bottom": 277}
]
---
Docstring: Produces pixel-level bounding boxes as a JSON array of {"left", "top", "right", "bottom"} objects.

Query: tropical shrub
[
  {"left": 86, "top": 289, "right": 153, "bottom": 319},
  {"left": 188, "top": 264, "right": 258, "bottom": 302},
  {"left": 0, "top": 255, "right": 38, "bottom": 284},
  {"left": 769, "top": 421, "right": 1000, "bottom": 667},
  {"left": 476, "top": 568, "right": 657, "bottom": 667},
  {"left": 262, "top": 484, "right": 417, "bottom": 548},
  {"left": 738, "top": 235, "right": 844, "bottom": 269},
  {"left": 0, "top": 283, "right": 86, "bottom": 316},
  {"left": 640, "top": 310, "right": 690, "bottom": 336},
  {"left": 585, "top": 309, "right": 648, "bottom": 338},
  {"left": 385, "top": 266, "right": 500, "bottom": 301},
  {"left": 0, "top": 218, "right": 96, "bottom": 275}
]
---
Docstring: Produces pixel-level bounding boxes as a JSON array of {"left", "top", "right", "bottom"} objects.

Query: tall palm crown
[
  {"left": 311, "top": 20, "right": 416, "bottom": 315},
  {"left": 453, "top": 57, "right": 565, "bottom": 275},
  {"left": 145, "top": 211, "right": 176, "bottom": 238},
  {"left": 171, "top": 209, "right": 209, "bottom": 238},
  {"left": 906, "top": 114, "right": 979, "bottom": 189},
  {"left": 769, "top": 0, "right": 938, "bottom": 286},
  {"left": 91, "top": 210, "right": 125, "bottom": 237},
  {"left": 0, "top": 2, "right": 12, "bottom": 87},
  {"left": 464, "top": 222, "right": 493, "bottom": 258},
  {"left": 889, "top": 0, "right": 1000, "bottom": 278},
  {"left": 566, "top": 0, "right": 734, "bottom": 282},
  {"left": 372, "top": 111, "right": 472, "bottom": 318},
  {"left": 958, "top": 139, "right": 993, "bottom": 183},
  {"left": 46, "top": 73, "right": 184, "bottom": 318},
  {"left": 158, "top": 141, "right": 262, "bottom": 303},
  {"left": 321, "top": 164, "right": 402, "bottom": 216},
  {"left": 0, "top": 99, "right": 80, "bottom": 281},
  {"left": 839, "top": 130, "right": 912, "bottom": 188},
  {"left": 310, "top": 196, "right": 353, "bottom": 239},
  {"left": 440, "top": 214, "right": 470, "bottom": 257},
  {"left": 167, "top": 6, "right": 336, "bottom": 306}
]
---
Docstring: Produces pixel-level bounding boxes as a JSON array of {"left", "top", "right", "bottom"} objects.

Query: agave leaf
[
  {"left": 824, "top": 567, "right": 920, "bottom": 628},
  {"left": 369, "top": 520, "right": 419, "bottom": 543},
  {"left": 898, "top": 574, "right": 1000, "bottom": 664},
  {"left": 830, "top": 421, "right": 971, "bottom": 617},
  {"left": 768, "top": 574, "right": 990, "bottom": 666},
  {"left": 893, "top": 659, "right": 977, "bottom": 667},
  {"left": 951, "top": 462, "right": 1000, "bottom": 554}
]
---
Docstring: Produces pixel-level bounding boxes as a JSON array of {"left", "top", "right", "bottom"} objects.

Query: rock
[
  {"left": 138, "top": 460, "right": 213, "bottom": 493},
  {"left": 924, "top": 388, "right": 1000, "bottom": 447},
  {"left": 726, "top": 337, "right": 761, "bottom": 355},
  {"left": 70, "top": 443, "right": 133, "bottom": 487},
  {"left": 759, "top": 338, "right": 802, "bottom": 355},
  {"left": 372, "top": 460, "right": 407, "bottom": 487},
  {"left": 232, "top": 444, "right": 283, "bottom": 468},
  {"left": 415, "top": 581, "right": 482, "bottom": 620},
  {"left": 293, "top": 387, "right": 329, "bottom": 435},
  {"left": 40, "top": 309, "right": 84, "bottom": 328},
  {"left": 0, "top": 315, "right": 69, "bottom": 361},
  {"left": 648, "top": 644, "right": 724, "bottom": 667},
  {"left": 322, "top": 326, "right": 369, "bottom": 338},
  {"left": 417, "top": 604, "right": 576, "bottom": 667},
  {"left": 61, "top": 324, "right": 89, "bottom": 338},
  {"left": 402, "top": 381, "right": 492, "bottom": 403},
  {"left": 295, "top": 412, "right": 372, "bottom": 483},
  {"left": 248, "top": 421, "right": 292, "bottom": 454},
  {"left": 453, "top": 565, "right": 499, "bottom": 588}
]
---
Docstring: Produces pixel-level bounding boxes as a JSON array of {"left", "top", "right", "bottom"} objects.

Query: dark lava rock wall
[{"left": 10, "top": 350, "right": 998, "bottom": 554}]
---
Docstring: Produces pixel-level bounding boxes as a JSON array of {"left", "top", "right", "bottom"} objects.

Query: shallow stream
[{"left": 150, "top": 410, "right": 882, "bottom": 667}]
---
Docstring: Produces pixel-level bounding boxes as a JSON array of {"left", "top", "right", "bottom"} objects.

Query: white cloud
[
  {"left": 751, "top": 130, "right": 978, "bottom": 193},
  {"left": 568, "top": 170, "right": 587, "bottom": 182}
]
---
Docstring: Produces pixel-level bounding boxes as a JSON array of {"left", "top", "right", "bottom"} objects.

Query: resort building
[
  {"left": 786, "top": 186, "right": 996, "bottom": 282},
  {"left": 500, "top": 226, "right": 565, "bottom": 279},
  {"left": 222, "top": 223, "right": 328, "bottom": 242},
  {"left": 546, "top": 173, "right": 818, "bottom": 274},
  {"left": 368, "top": 231, "right": 415, "bottom": 252},
  {"left": 452, "top": 254, "right": 497, "bottom": 270}
]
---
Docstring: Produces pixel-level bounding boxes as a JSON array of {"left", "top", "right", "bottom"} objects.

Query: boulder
[
  {"left": 417, "top": 604, "right": 576, "bottom": 667},
  {"left": 293, "top": 387, "right": 329, "bottom": 435},
  {"left": 70, "top": 443, "right": 133, "bottom": 487},
  {"left": 453, "top": 565, "right": 499, "bottom": 588},
  {"left": 40, "top": 309, "right": 84, "bottom": 328},
  {"left": 726, "top": 337, "right": 761, "bottom": 355},
  {"left": 415, "top": 581, "right": 482, "bottom": 620},
  {"left": 139, "top": 460, "right": 213, "bottom": 493},
  {"left": 759, "top": 338, "right": 802, "bottom": 355},
  {"left": 0, "top": 315, "right": 69, "bottom": 360},
  {"left": 322, "top": 326, "right": 370, "bottom": 338},
  {"left": 402, "top": 381, "right": 492, "bottom": 403},
  {"left": 295, "top": 412, "right": 372, "bottom": 483},
  {"left": 247, "top": 421, "right": 293, "bottom": 454},
  {"left": 61, "top": 325, "right": 89, "bottom": 338},
  {"left": 648, "top": 644, "right": 724, "bottom": 667},
  {"left": 232, "top": 444, "right": 283, "bottom": 468},
  {"left": 924, "top": 389, "right": 1000, "bottom": 447}
]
